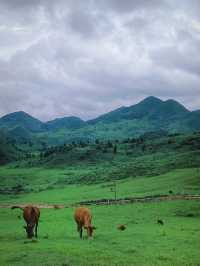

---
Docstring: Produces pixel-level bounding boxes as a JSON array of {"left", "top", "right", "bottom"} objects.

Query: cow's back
[
  {"left": 74, "top": 207, "right": 91, "bottom": 226},
  {"left": 23, "top": 206, "right": 40, "bottom": 223}
]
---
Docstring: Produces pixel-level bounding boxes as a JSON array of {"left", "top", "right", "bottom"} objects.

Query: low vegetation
[{"left": 0, "top": 131, "right": 200, "bottom": 195}]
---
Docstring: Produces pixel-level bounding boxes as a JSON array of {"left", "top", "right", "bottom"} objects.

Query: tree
[
  {"left": 107, "top": 140, "right": 113, "bottom": 148},
  {"left": 113, "top": 145, "right": 117, "bottom": 154}
]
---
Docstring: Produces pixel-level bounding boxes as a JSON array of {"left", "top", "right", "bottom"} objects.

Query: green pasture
[
  {"left": 0, "top": 132, "right": 200, "bottom": 265},
  {"left": 0, "top": 200, "right": 200, "bottom": 266},
  {"left": 0, "top": 166, "right": 199, "bottom": 265}
]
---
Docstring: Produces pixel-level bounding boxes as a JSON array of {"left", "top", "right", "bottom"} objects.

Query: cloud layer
[{"left": 0, "top": 0, "right": 200, "bottom": 121}]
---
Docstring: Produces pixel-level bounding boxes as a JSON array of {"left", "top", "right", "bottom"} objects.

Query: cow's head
[
  {"left": 85, "top": 225, "right": 97, "bottom": 238},
  {"left": 24, "top": 223, "right": 34, "bottom": 238}
]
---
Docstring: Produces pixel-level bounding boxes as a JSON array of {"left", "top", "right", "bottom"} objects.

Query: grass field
[
  {"left": 0, "top": 133, "right": 200, "bottom": 265},
  {"left": 1, "top": 200, "right": 200, "bottom": 266},
  {"left": 0, "top": 166, "right": 200, "bottom": 266},
  {"left": 0, "top": 167, "right": 199, "bottom": 205}
]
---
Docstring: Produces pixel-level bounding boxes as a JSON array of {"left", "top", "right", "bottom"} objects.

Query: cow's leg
[
  {"left": 77, "top": 224, "right": 80, "bottom": 232},
  {"left": 80, "top": 227, "right": 83, "bottom": 239},
  {"left": 77, "top": 224, "right": 83, "bottom": 239},
  {"left": 35, "top": 222, "right": 38, "bottom": 238}
]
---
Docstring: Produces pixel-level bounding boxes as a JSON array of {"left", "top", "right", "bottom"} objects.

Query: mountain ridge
[
  {"left": 0, "top": 96, "right": 192, "bottom": 125},
  {"left": 0, "top": 96, "right": 199, "bottom": 144}
]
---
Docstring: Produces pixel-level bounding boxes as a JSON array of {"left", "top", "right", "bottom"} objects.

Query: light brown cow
[
  {"left": 11, "top": 205, "right": 40, "bottom": 238},
  {"left": 74, "top": 207, "right": 96, "bottom": 239}
]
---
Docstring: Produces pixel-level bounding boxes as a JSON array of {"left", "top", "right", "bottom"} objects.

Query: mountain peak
[
  {"left": 139, "top": 96, "right": 163, "bottom": 104},
  {"left": 1, "top": 111, "right": 30, "bottom": 120},
  {"left": 0, "top": 111, "right": 43, "bottom": 132}
]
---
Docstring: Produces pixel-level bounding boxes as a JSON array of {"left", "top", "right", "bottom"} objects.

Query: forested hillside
[{"left": 0, "top": 97, "right": 200, "bottom": 146}]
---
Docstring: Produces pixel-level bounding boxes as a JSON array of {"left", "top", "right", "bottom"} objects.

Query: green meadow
[
  {"left": 1, "top": 200, "right": 200, "bottom": 266},
  {"left": 0, "top": 132, "right": 200, "bottom": 265},
  {"left": 0, "top": 167, "right": 200, "bottom": 266},
  {"left": 0, "top": 167, "right": 199, "bottom": 205}
]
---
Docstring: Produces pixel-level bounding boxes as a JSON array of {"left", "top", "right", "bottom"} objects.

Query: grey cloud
[
  {"left": 151, "top": 45, "right": 200, "bottom": 77},
  {"left": 97, "top": 0, "right": 168, "bottom": 14},
  {"left": 0, "top": 0, "right": 200, "bottom": 121}
]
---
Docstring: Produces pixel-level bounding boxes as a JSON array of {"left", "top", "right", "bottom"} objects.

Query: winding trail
[{"left": 0, "top": 194, "right": 200, "bottom": 209}]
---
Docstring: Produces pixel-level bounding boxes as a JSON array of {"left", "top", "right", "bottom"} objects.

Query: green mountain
[
  {"left": 7, "top": 126, "right": 31, "bottom": 141},
  {"left": 88, "top": 96, "right": 189, "bottom": 124},
  {"left": 44, "top": 116, "right": 85, "bottom": 131},
  {"left": 0, "top": 97, "right": 199, "bottom": 145},
  {"left": 0, "top": 111, "right": 43, "bottom": 132},
  {"left": 184, "top": 110, "right": 200, "bottom": 131}
]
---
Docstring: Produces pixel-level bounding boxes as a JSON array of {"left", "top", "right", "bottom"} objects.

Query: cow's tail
[
  {"left": 31, "top": 207, "right": 39, "bottom": 223},
  {"left": 31, "top": 206, "right": 36, "bottom": 217},
  {"left": 11, "top": 206, "right": 24, "bottom": 211}
]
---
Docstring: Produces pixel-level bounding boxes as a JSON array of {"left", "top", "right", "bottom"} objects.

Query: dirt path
[{"left": 0, "top": 194, "right": 200, "bottom": 209}]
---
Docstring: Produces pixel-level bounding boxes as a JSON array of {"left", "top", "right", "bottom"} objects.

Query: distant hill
[
  {"left": 43, "top": 116, "right": 85, "bottom": 131},
  {"left": 87, "top": 96, "right": 189, "bottom": 124},
  {"left": 0, "top": 111, "right": 43, "bottom": 132},
  {"left": 0, "top": 96, "right": 199, "bottom": 145}
]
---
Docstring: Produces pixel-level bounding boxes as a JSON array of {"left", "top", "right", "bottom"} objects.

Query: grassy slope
[
  {"left": 0, "top": 132, "right": 200, "bottom": 204},
  {"left": 0, "top": 167, "right": 199, "bottom": 205},
  {"left": 0, "top": 149, "right": 200, "bottom": 197}
]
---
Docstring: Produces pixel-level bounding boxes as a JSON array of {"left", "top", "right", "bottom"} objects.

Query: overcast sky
[{"left": 0, "top": 0, "right": 200, "bottom": 121}]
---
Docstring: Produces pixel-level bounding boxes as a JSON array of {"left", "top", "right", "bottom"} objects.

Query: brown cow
[
  {"left": 11, "top": 205, "right": 40, "bottom": 238},
  {"left": 74, "top": 207, "right": 96, "bottom": 239}
]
